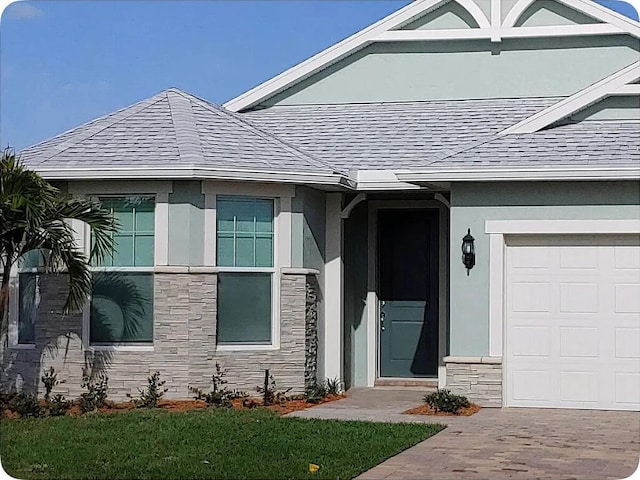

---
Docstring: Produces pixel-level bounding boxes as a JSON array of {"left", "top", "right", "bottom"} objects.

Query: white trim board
[
  {"left": 485, "top": 219, "right": 640, "bottom": 358},
  {"left": 501, "top": 61, "right": 640, "bottom": 135},
  {"left": 224, "top": 0, "right": 640, "bottom": 112}
]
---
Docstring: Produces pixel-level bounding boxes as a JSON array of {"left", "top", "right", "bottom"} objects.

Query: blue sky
[{"left": 1, "top": 0, "right": 637, "bottom": 150}]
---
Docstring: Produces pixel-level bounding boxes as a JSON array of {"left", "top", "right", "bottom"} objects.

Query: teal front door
[{"left": 378, "top": 209, "right": 439, "bottom": 378}]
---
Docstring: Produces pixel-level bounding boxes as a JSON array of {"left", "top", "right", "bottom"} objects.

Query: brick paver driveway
[
  {"left": 359, "top": 408, "right": 640, "bottom": 480},
  {"left": 288, "top": 389, "right": 640, "bottom": 479}
]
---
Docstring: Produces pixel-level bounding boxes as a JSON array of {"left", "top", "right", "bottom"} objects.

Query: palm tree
[{"left": 0, "top": 147, "right": 118, "bottom": 340}]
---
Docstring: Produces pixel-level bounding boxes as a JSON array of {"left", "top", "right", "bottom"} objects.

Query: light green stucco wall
[
  {"left": 292, "top": 186, "right": 326, "bottom": 270},
  {"left": 570, "top": 95, "right": 640, "bottom": 121},
  {"left": 400, "top": 2, "right": 478, "bottom": 29},
  {"left": 449, "top": 181, "right": 640, "bottom": 357},
  {"left": 516, "top": 0, "right": 599, "bottom": 27},
  {"left": 262, "top": 37, "right": 639, "bottom": 106},
  {"left": 168, "top": 180, "right": 204, "bottom": 266}
]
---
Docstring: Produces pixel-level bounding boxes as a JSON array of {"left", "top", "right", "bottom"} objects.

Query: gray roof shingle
[
  {"left": 242, "top": 98, "right": 562, "bottom": 170},
  {"left": 19, "top": 89, "right": 339, "bottom": 175},
  {"left": 429, "top": 121, "right": 640, "bottom": 167}
]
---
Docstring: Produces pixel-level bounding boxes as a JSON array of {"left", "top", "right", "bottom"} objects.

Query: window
[
  {"left": 89, "top": 196, "right": 155, "bottom": 346},
  {"left": 216, "top": 196, "right": 274, "bottom": 345},
  {"left": 17, "top": 273, "right": 38, "bottom": 345}
]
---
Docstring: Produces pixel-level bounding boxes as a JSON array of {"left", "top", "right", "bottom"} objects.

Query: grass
[{"left": 0, "top": 408, "right": 444, "bottom": 479}]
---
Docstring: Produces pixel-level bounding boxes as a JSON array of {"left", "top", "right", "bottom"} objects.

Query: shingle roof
[
  {"left": 19, "top": 89, "right": 339, "bottom": 175},
  {"left": 242, "top": 97, "right": 562, "bottom": 170},
  {"left": 429, "top": 120, "right": 640, "bottom": 167}
]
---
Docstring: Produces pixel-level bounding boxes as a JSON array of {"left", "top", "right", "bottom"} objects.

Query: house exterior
[{"left": 2, "top": 0, "right": 639, "bottom": 411}]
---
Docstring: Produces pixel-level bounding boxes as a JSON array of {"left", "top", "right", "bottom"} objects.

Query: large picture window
[
  {"left": 216, "top": 196, "right": 274, "bottom": 345},
  {"left": 90, "top": 196, "right": 155, "bottom": 346}
]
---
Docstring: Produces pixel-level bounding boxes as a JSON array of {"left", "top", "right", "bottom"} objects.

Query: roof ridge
[
  {"left": 21, "top": 91, "right": 169, "bottom": 160},
  {"left": 173, "top": 89, "right": 344, "bottom": 174},
  {"left": 166, "top": 90, "right": 205, "bottom": 165}
]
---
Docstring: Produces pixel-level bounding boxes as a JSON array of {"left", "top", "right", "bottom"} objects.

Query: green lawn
[{"left": 0, "top": 408, "right": 443, "bottom": 479}]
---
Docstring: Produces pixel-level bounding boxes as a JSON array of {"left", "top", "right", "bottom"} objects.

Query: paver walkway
[{"left": 287, "top": 388, "right": 640, "bottom": 479}]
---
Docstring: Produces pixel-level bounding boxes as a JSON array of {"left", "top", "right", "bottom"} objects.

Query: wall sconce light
[{"left": 461, "top": 228, "right": 475, "bottom": 275}]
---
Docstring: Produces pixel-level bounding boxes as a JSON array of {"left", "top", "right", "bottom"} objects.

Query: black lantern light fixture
[{"left": 461, "top": 228, "right": 475, "bottom": 275}]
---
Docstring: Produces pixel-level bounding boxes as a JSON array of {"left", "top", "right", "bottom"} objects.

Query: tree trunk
[{"left": 1, "top": 263, "right": 12, "bottom": 346}]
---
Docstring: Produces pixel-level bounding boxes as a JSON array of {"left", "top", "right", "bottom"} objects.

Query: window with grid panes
[
  {"left": 90, "top": 196, "right": 154, "bottom": 345},
  {"left": 216, "top": 196, "right": 274, "bottom": 344}
]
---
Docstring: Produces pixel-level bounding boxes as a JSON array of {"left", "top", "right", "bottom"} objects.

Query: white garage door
[{"left": 505, "top": 234, "right": 640, "bottom": 411}]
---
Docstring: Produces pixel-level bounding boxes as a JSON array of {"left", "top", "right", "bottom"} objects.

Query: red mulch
[
  {"left": 403, "top": 403, "right": 481, "bottom": 416},
  {"left": 2, "top": 395, "right": 346, "bottom": 418}
]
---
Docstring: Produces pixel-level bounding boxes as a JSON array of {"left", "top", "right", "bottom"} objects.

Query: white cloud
[{"left": 4, "top": 1, "right": 44, "bottom": 20}]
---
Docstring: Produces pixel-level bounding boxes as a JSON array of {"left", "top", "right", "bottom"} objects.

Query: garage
[{"left": 505, "top": 234, "right": 640, "bottom": 411}]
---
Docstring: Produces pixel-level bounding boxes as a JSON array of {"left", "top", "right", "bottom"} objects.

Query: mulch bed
[
  {"left": 403, "top": 403, "right": 481, "bottom": 416},
  {"left": 3, "top": 394, "right": 347, "bottom": 418}
]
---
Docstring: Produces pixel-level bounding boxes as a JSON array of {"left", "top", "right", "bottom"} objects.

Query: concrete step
[{"left": 374, "top": 378, "right": 439, "bottom": 388}]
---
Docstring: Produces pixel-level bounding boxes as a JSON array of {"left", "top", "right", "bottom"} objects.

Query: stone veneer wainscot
[
  {"left": 444, "top": 356, "right": 503, "bottom": 407},
  {"left": 1, "top": 268, "right": 318, "bottom": 400}
]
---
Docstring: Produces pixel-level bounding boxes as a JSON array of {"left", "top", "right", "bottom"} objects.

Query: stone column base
[{"left": 444, "top": 356, "right": 502, "bottom": 407}]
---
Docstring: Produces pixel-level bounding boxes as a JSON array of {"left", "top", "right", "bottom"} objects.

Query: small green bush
[
  {"left": 423, "top": 389, "right": 470, "bottom": 413},
  {"left": 189, "top": 363, "right": 247, "bottom": 408},
  {"left": 257, "top": 373, "right": 292, "bottom": 406},
  {"left": 10, "top": 393, "right": 41, "bottom": 418},
  {"left": 44, "top": 394, "right": 72, "bottom": 417},
  {"left": 129, "top": 371, "right": 167, "bottom": 408},
  {"left": 304, "top": 382, "right": 327, "bottom": 404},
  {"left": 79, "top": 370, "right": 109, "bottom": 413},
  {"left": 41, "top": 367, "right": 62, "bottom": 402},
  {"left": 325, "top": 378, "right": 342, "bottom": 396}
]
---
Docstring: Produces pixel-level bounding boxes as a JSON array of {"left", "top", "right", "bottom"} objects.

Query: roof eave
[
  {"left": 33, "top": 166, "right": 356, "bottom": 189},
  {"left": 395, "top": 166, "right": 640, "bottom": 183}
]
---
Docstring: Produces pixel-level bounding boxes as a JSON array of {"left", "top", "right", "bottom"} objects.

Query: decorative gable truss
[{"left": 225, "top": 0, "right": 640, "bottom": 112}]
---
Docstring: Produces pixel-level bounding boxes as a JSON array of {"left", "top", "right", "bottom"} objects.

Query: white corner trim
[
  {"left": 434, "top": 193, "right": 451, "bottom": 209},
  {"left": 203, "top": 192, "right": 217, "bottom": 267},
  {"left": 485, "top": 219, "right": 640, "bottom": 235},
  {"left": 611, "top": 84, "right": 640, "bottom": 96},
  {"left": 501, "top": 61, "right": 640, "bottom": 135},
  {"left": 488, "top": 233, "right": 505, "bottom": 357},
  {"left": 486, "top": 218, "right": 640, "bottom": 359},
  {"left": 223, "top": 0, "right": 487, "bottom": 112}
]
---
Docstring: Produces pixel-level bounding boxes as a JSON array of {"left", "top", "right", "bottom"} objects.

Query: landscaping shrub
[
  {"left": 41, "top": 367, "right": 62, "bottom": 402},
  {"left": 44, "top": 394, "right": 72, "bottom": 417},
  {"left": 257, "top": 372, "right": 292, "bottom": 406},
  {"left": 129, "top": 371, "right": 167, "bottom": 408},
  {"left": 304, "top": 381, "right": 327, "bottom": 404},
  {"left": 189, "top": 363, "right": 247, "bottom": 408},
  {"left": 326, "top": 377, "right": 342, "bottom": 396},
  {"left": 0, "top": 392, "right": 17, "bottom": 411},
  {"left": 423, "top": 389, "right": 470, "bottom": 413},
  {"left": 79, "top": 370, "right": 109, "bottom": 413},
  {"left": 10, "top": 392, "right": 41, "bottom": 418}
]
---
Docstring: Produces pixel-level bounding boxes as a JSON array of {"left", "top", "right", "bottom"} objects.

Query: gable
[
  {"left": 515, "top": 0, "right": 603, "bottom": 26},
  {"left": 399, "top": 2, "right": 481, "bottom": 29},
  {"left": 257, "top": 37, "right": 638, "bottom": 106}
]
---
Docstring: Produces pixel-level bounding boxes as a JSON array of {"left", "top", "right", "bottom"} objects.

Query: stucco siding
[
  {"left": 261, "top": 37, "right": 639, "bottom": 106},
  {"left": 168, "top": 180, "right": 205, "bottom": 266},
  {"left": 449, "top": 181, "right": 640, "bottom": 357}
]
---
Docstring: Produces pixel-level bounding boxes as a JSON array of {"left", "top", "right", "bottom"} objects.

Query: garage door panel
[
  {"left": 506, "top": 235, "right": 640, "bottom": 411},
  {"left": 615, "top": 284, "right": 640, "bottom": 313},
  {"left": 615, "top": 373, "right": 640, "bottom": 405},
  {"left": 559, "top": 283, "right": 599, "bottom": 313},
  {"left": 615, "top": 328, "right": 640, "bottom": 358},
  {"left": 559, "top": 327, "right": 599, "bottom": 358},
  {"left": 560, "top": 372, "right": 599, "bottom": 402},
  {"left": 511, "top": 326, "right": 551, "bottom": 356}
]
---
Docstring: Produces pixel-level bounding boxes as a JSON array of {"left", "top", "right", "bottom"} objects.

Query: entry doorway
[{"left": 377, "top": 209, "right": 439, "bottom": 378}]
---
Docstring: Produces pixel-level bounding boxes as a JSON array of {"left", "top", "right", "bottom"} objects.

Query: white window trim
[
  {"left": 486, "top": 219, "right": 640, "bottom": 359},
  {"left": 78, "top": 187, "right": 170, "bottom": 352},
  {"left": 202, "top": 181, "right": 294, "bottom": 351}
]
